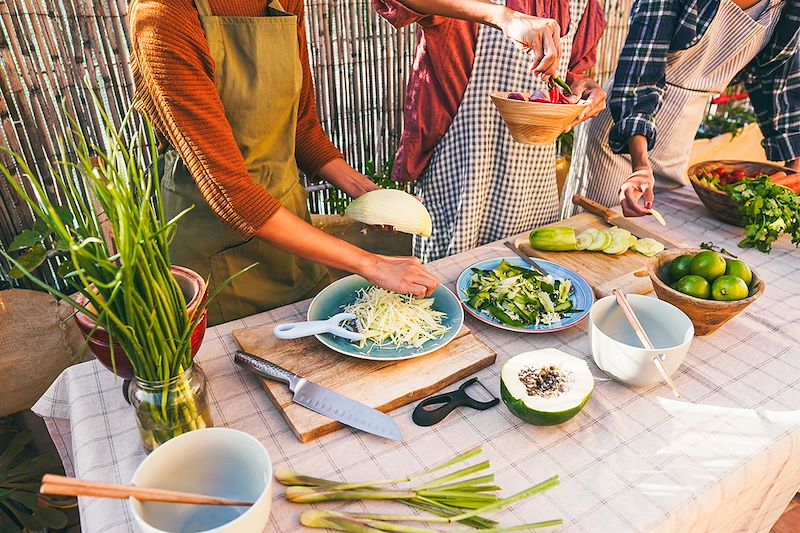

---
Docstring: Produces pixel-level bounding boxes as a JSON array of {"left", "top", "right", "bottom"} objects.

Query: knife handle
[
  {"left": 234, "top": 350, "right": 297, "bottom": 386},
  {"left": 572, "top": 194, "right": 619, "bottom": 221}
]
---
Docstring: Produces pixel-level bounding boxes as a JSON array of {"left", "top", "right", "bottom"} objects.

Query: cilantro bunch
[{"left": 724, "top": 176, "right": 800, "bottom": 253}]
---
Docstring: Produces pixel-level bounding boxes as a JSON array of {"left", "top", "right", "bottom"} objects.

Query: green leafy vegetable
[
  {"left": 463, "top": 260, "right": 576, "bottom": 327},
  {"left": 724, "top": 176, "right": 800, "bottom": 253}
]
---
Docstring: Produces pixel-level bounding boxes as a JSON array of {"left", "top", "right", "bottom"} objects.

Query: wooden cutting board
[
  {"left": 233, "top": 324, "right": 496, "bottom": 443},
  {"left": 514, "top": 212, "right": 684, "bottom": 298}
]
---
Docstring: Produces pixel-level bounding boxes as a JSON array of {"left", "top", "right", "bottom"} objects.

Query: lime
[
  {"left": 689, "top": 250, "right": 727, "bottom": 281},
  {"left": 725, "top": 259, "right": 753, "bottom": 286},
  {"left": 669, "top": 254, "right": 694, "bottom": 282},
  {"left": 711, "top": 275, "right": 749, "bottom": 301},
  {"left": 673, "top": 275, "right": 711, "bottom": 299}
]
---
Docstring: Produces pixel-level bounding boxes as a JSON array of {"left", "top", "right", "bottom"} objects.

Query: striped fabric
[
  {"left": 561, "top": 0, "right": 785, "bottom": 218},
  {"left": 607, "top": 0, "right": 799, "bottom": 162}
]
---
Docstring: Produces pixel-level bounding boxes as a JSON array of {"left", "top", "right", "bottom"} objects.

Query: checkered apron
[
  {"left": 561, "top": 0, "right": 783, "bottom": 218},
  {"left": 414, "top": 1, "right": 588, "bottom": 262}
]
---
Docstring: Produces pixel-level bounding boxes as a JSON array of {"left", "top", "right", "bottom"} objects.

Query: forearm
[
  {"left": 254, "top": 207, "right": 376, "bottom": 275},
  {"left": 316, "top": 158, "right": 379, "bottom": 198},
  {"left": 627, "top": 135, "right": 650, "bottom": 171},
  {"left": 397, "top": 0, "right": 509, "bottom": 28},
  {"left": 788, "top": 159, "right": 800, "bottom": 172}
]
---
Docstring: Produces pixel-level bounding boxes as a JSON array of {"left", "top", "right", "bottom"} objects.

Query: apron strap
[{"left": 194, "top": 0, "right": 212, "bottom": 17}]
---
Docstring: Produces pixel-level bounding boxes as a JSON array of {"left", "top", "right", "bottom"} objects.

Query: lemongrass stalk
[
  {"left": 407, "top": 447, "right": 483, "bottom": 481},
  {"left": 319, "top": 512, "right": 448, "bottom": 524},
  {"left": 274, "top": 468, "right": 340, "bottom": 487},
  {"left": 454, "top": 520, "right": 564, "bottom": 532},
  {"left": 300, "top": 510, "right": 385, "bottom": 533},
  {"left": 358, "top": 519, "right": 436, "bottom": 533},
  {"left": 409, "top": 496, "right": 496, "bottom": 528},
  {"left": 421, "top": 475, "right": 495, "bottom": 492},
  {"left": 285, "top": 486, "right": 415, "bottom": 503},
  {"left": 415, "top": 461, "right": 490, "bottom": 490},
  {"left": 448, "top": 476, "right": 560, "bottom": 522}
]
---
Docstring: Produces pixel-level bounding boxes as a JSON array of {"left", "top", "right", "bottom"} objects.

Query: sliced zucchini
[
  {"left": 633, "top": 237, "right": 665, "bottom": 257},
  {"left": 603, "top": 228, "right": 632, "bottom": 255},
  {"left": 587, "top": 229, "right": 611, "bottom": 251},
  {"left": 576, "top": 229, "right": 599, "bottom": 251}
]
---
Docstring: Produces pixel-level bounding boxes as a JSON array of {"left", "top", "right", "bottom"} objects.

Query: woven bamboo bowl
[
  {"left": 490, "top": 92, "right": 588, "bottom": 145},
  {"left": 647, "top": 248, "right": 764, "bottom": 336},
  {"left": 687, "top": 160, "right": 787, "bottom": 226}
]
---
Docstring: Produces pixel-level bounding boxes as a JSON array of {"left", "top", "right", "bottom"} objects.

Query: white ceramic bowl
[
  {"left": 590, "top": 294, "right": 694, "bottom": 386},
  {"left": 130, "top": 428, "right": 272, "bottom": 533}
]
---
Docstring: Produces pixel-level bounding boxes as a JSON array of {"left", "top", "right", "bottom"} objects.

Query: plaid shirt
[{"left": 608, "top": 0, "right": 800, "bottom": 162}]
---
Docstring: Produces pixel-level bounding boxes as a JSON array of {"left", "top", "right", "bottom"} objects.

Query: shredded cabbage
[{"left": 343, "top": 287, "right": 449, "bottom": 350}]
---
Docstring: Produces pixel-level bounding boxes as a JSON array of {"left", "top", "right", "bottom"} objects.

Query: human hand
[
  {"left": 566, "top": 78, "right": 606, "bottom": 130},
  {"left": 619, "top": 168, "right": 655, "bottom": 217},
  {"left": 364, "top": 255, "right": 439, "bottom": 298},
  {"left": 499, "top": 11, "right": 561, "bottom": 79}
]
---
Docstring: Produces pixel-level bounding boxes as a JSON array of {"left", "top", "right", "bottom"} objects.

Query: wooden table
[{"left": 34, "top": 188, "right": 800, "bottom": 532}]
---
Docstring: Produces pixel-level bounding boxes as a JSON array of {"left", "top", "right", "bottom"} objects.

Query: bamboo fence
[{"left": 1, "top": 0, "right": 635, "bottom": 289}]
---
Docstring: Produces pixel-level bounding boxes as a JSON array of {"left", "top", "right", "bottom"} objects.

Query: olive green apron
[{"left": 160, "top": 0, "right": 329, "bottom": 326}]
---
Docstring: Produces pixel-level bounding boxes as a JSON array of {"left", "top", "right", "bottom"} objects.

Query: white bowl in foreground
[
  {"left": 130, "top": 428, "right": 272, "bottom": 533},
  {"left": 590, "top": 294, "right": 694, "bottom": 387}
]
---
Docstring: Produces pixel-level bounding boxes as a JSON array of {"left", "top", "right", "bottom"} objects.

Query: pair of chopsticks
[
  {"left": 40, "top": 474, "right": 254, "bottom": 507},
  {"left": 613, "top": 290, "right": 681, "bottom": 399}
]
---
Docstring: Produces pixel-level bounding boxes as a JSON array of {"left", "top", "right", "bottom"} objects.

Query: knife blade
[
  {"left": 234, "top": 350, "right": 402, "bottom": 441},
  {"left": 571, "top": 194, "right": 679, "bottom": 248},
  {"left": 503, "top": 241, "right": 550, "bottom": 276}
]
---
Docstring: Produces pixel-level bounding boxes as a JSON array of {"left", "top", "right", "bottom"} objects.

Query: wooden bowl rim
[
  {"left": 646, "top": 248, "right": 765, "bottom": 307},
  {"left": 489, "top": 91, "right": 589, "bottom": 111},
  {"left": 687, "top": 160, "right": 790, "bottom": 197}
]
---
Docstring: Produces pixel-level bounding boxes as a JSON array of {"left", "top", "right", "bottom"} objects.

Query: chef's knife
[
  {"left": 571, "top": 194, "right": 679, "bottom": 248},
  {"left": 234, "top": 350, "right": 402, "bottom": 441},
  {"left": 503, "top": 241, "right": 550, "bottom": 276}
]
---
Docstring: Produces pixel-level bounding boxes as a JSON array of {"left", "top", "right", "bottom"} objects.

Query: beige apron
[
  {"left": 160, "top": 0, "right": 329, "bottom": 326},
  {"left": 562, "top": 0, "right": 782, "bottom": 218}
]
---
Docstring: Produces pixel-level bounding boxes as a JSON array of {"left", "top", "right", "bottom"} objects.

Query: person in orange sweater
[{"left": 128, "top": 0, "right": 441, "bottom": 325}]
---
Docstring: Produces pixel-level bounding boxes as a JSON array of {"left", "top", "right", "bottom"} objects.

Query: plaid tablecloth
[{"left": 33, "top": 187, "right": 800, "bottom": 532}]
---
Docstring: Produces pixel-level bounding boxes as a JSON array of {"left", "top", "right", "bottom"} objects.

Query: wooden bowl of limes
[{"left": 647, "top": 248, "right": 764, "bottom": 336}]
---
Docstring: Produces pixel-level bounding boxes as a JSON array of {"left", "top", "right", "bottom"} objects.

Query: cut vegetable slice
[
  {"left": 575, "top": 229, "right": 598, "bottom": 251},
  {"left": 650, "top": 208, "right": 667, "bottom": 226},
  {"left": 602, "top": 227, "right": 632, "bottom": 255},
  {"left": 627, "top": 235, "right": 638, "bottom": 249},
  {"left": 633, "top": 237, "right": 665, "bottom": 257},
  {"left": 501, "top": 349, "right": 594, "bottom": 426},
  {"left": 587, "top": 230, "right": 610, "bottom": 251}
]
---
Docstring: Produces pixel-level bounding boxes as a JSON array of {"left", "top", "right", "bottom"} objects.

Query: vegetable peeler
[
  {"left": 273, "top": 312, "right": 364, "bottom": 342},
  {"left": 412, "top": 378, "right": 499, "bottom": 426}
]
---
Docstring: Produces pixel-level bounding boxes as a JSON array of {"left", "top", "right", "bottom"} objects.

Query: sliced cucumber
[
  {"left": 650, "top": 208, "right": 667, "bottom": 226},
  {"left": 603, "top": 228, "right": 632, "bottom": 255},
  {"left": 587, "top": 229, "right": 611, "bottom": 251},
  {"left": 628, "top": 235, "right": 638, "bottom": 249},
  {"left": 576, "top": 229, "right": 598, "bottom": 251},
  {"left": 633, "top": 237, "right": 665, "bottom": 257}
]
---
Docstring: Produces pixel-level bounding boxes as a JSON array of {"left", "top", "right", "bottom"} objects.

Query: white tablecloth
[{"left": 34, "top": 187, "right": 800, "bottom": 532}]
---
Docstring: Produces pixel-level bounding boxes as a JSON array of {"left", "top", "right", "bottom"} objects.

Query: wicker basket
[
  {"left": 687, "top": 160, "right": 787, "bottom": 226},
  {"left": 490, "top": 92, "right": 587, "bottom": 145},
  {"left": 647, "top": 248, "right": 764, "bottom": 336}
]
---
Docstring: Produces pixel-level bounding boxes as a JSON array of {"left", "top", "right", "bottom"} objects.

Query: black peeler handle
[{"left": 412, "top": 378, "right": 499, "bottom": 427}]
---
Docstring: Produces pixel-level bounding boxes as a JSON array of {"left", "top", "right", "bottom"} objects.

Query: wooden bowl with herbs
[{"left": 687, "top": 160, "right": 788, "bottom": 226}]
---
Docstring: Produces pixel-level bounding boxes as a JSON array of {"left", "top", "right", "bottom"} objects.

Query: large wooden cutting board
[
  {"left": 233, "top": 324, "right": 495, "bottom": 443},
  {"left": 514, "top": 213, "right": 684, "bottom": 298}
]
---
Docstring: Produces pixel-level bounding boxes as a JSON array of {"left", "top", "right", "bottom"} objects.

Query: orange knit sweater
[{"left": 129, "top": 0, "right": 343, "bottom": 238}]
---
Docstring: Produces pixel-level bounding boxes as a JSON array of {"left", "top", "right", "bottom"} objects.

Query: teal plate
[{"left": 307, "top": 275, "right": 464, "bottom": 361}]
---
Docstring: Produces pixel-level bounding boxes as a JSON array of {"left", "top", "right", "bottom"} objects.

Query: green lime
[
  {"left": 669, "top": 254, "right": 694, "bottom": 282},
  {"left": 673, "top": 275, "right": 712, "bottom": 299},
  {"left": 689, "top": 250, "right": 727, "bottom": 282},
  {"left": 711, "top": 275, "right": 749, "bottom": 301},
  {"left": 725, "top": 259, "right": 753, "bottom": 286}
]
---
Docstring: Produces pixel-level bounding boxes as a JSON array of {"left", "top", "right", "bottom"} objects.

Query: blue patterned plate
[
  {"left": 307, "top": 275, "right": 464, "bottom": 361},
  {"left": 455, "top": 257, "right": 594, "bottom": 333}
]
